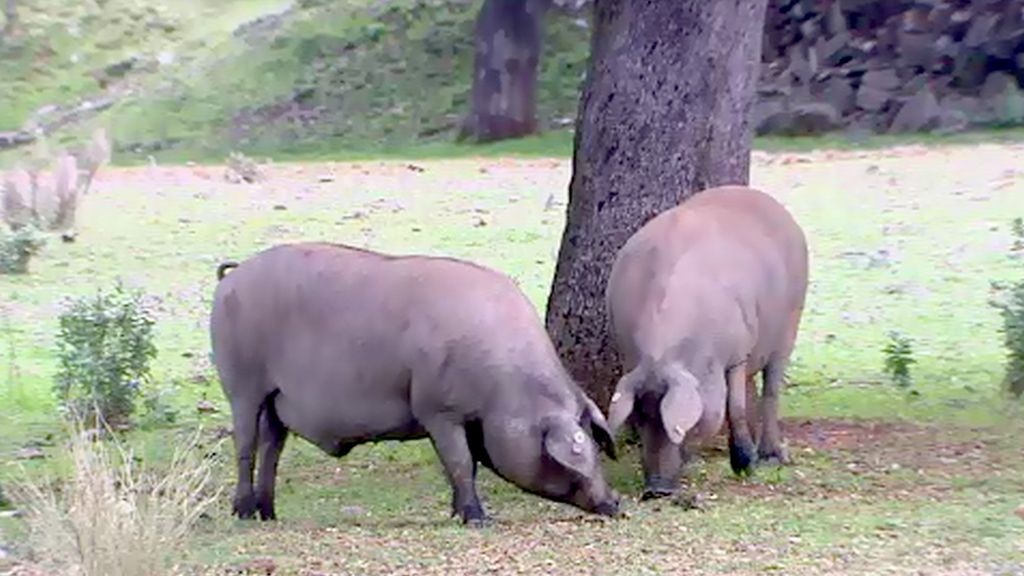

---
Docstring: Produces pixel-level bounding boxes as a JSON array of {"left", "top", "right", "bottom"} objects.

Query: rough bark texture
[
  {"left": 2, "top": 0, "right": 16, "bottom": 37},
  {"left": 459, "top": 0, "right": 547, "bottom": 143},
  {"left": 545, "top": 0, "right": 769, "bottom": 408}
]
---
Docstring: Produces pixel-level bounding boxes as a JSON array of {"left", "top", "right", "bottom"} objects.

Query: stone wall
[{"left": 755, "top": 0, "right": 1024, "bottom": 136}]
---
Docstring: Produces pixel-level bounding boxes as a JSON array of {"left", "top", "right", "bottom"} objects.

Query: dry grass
[{"left": 9, "top": 420, "right": 222, "bottom": 576}]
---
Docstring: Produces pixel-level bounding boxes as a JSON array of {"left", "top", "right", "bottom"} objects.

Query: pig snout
[{"left": 571, "top": 482, "right": 622, "bottom": 518}]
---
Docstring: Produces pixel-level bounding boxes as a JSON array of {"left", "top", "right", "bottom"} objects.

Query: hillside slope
[{"left": 1, "top": 0, "right": 590, "bottom": 161}]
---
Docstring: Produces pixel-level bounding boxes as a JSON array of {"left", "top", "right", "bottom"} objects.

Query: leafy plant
[
  {"left": 141, "top": 386, "right": 179, "bottom": 428},
  {"left": 0, "top": 222, "right": 46, "bottom": 274},
  {"left": 993, "top": 279, "right": 1024, "bottom": 397},
  {"left": 10, "top": 418, "right": 221, "bottom": 576},
  {"left": 882, "top": 331, "right": 916, "bottom": 389},
  {"left": 224, "top": 150, "right": 265, "bottom": 183},
  {"left": 54, "top": 282, "right": 157, "bottom": 426},
  {"left": 1011, "top": 217, "right": 1024, "bottom": 252}
]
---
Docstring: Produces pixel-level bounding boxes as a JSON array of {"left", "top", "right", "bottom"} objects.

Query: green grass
[{"left": 2, "top": 142, "right": 1024, "bottom": 573}]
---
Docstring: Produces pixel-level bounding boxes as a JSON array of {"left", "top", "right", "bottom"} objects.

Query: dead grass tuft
[{"left": 10, "top": 419, "right": 222, "bottom": 576}]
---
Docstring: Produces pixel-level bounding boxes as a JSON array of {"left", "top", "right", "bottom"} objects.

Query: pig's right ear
[
  {"left": 659, "top": 365, "right": 703, "bottom": 445},
  {"left": 606, "top": 367, "right": 642, "bottom": 435}
]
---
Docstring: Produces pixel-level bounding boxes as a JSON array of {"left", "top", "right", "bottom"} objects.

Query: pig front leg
[
  {"left": 422, "top": 417, "right": 488, "bottom": 526},
  {"left": 757, "top": 359, "right": 790, "bottom": 466},
  {"left": 726, "top": 364, "right": 758, "bottom": 476}
]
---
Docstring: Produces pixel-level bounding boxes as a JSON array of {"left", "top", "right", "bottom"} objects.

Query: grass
[{"left": 1, "top": 140, "right": 1024, "bottom": 573}]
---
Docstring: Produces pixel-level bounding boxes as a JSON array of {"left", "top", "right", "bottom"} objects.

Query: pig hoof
[
  {"left": 464, "top": 516, "right": 493, "bottom": 529},
  {"left": 458, "top": 502, "right": 489, "bottom": 526},
  {"left": 232, "top": 494, "right": 258, "bottom": 520},
  {"left": 729, "top": 439, "right": 758, "bottom": 477},
  {"left": 640, "top": 487, "right": 676, "bottom": 501},
  {"left": 757, "top": 446, "right": 791, "bottom": 467},
  {"left": 257, "top": 502, "right": 276, "bottom": 521}
]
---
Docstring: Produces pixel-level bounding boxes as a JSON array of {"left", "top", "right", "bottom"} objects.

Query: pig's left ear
[
  {"left": 581, "top": 396, "right": 617, "bottom": 460},
  {"left": 543, "top": 420, "right": 595, "bottom": 479}
]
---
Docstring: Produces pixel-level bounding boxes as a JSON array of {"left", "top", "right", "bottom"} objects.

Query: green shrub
[
  {"left": 882, "top": 331, "right": 916, "bottom": 389},
  {"left": 994, "top": 279, "right": 1024, "bottom": 396},
  {"left": 54, "top": 282, "right": 157, "bottom": 426},
  {"left": 0, "top": 223, "right": 46, "bottom": 274}
]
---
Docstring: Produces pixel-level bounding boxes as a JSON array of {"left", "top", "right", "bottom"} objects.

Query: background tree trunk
[
  {"left": 459, "top": 0, "right": 547, "bottom": 143},
  {"left": 545, "top": 0, "right": 769, "bottom": 408},
  {"left": 3, "top": 0, "right": 17, "bottom": 38}
]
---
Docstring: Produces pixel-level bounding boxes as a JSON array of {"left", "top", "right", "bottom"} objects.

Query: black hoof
[
  {"left": 758, "top": 445, "right": 791, "bottom": 467},
  {"left": 232, "top": 493, "right": 258, "bottom": 520},
  {"left": 729, "top": 438, "right": 758, "bottom": 477},
  {"left": 257, "top": 499, "right": 276, "bottom": 521},
  {"left": 457, "top": 501, "right": 488, "bottom": 526},
  {"left": 640, "top": 487, "right": 677, "bottom": 501}
]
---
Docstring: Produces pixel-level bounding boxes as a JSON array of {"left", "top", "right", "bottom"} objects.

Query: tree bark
[
  {"left": 459, "top": 0, "right": 548, "bottom": 143},
  {"left": 2, "top": 0, "right": 17, "bottom": 38},
  {"left": 545, "top": 0, "right": 769, "bottom": 408}
]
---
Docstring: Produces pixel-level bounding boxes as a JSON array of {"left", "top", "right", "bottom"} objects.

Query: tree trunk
[
  {"left": 545, "top": 0, "right": 769, "bottom": 408},
  {"left": 2, "top": 0, "right": 17, "bottom": 38},
  {"left": 459, "top": 0, "right": 547, "bottom": 143}
]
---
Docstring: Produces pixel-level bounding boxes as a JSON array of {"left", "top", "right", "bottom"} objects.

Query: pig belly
[{"left": 271, "top": 382, "right": 427, "bottom": 456}]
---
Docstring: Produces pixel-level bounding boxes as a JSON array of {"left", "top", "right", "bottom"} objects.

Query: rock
[
  {"left": 963, "top": 13, "right": 999, "bottom": 47},
  {"left": 897, "top": 31, "right": 939, "bottom": 69},
  {"left": 821, "top": 76, "right": 856, "bottom": 115},
  {"left": 757, "top": 102, "right": 841, "bottom": 136},
  {"left": 862, "top": 68, "right": 902, "bottom": 91},
  {"left": 196, "top": 399, "right": 219, "bottom": 414},
  {"left": 889, "top": 85, "right": 942, "bottom": 133},
  {"left": 15, "top": 447, "right": 45, "bottom": 460},
  {"left": 317, "top": 174, "right": 335, "bottom": 183},
  {"left": 856, "top": 85, "right": 891, "bottom": 112},
  {"left": 981, "top": 72, "right": 1024, "bottom": 125},
  {"left": 952, "top": 49, "right": 989, "bottom": 90}
]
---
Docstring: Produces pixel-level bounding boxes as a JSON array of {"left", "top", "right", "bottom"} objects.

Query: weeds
[
  {"left": 10, "top": 418, "right": 222, "bottom": 576},
  {"left": 0, "top": 222, "right": 46, "bottom": 274},
  {"left": 54, "top": 282, "right": 157, "bottom": 426},
  {"left": 993, "top": 279, "right": 1024, "bottom": 397},
  {"left": 882, "top": 331, "right": 916, "bottom": 389}
]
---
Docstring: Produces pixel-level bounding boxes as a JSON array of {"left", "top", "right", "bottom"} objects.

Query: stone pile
[{"left": 756, "top": 0, "right": 1024, "bottom": 135}]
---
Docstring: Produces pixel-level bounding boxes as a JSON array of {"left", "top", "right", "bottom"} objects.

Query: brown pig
[
  {"left": 605, "top": 185, "right": 808, "bottom": 499},
  {"left": 210, "top": 243, "right": 621, "bottom": 524}
]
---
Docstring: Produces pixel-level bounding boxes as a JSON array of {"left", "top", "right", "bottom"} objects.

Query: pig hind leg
[
  {"left": 757, "top": 358, "right": 790, "bottom": 466},
  {"left": 228, "top": 395, "right": 262, "bottom": 520},
  {"left": 254, "top": 394, "right": 288, "bottom": 521},
  {"left": 726, "top": 365, "right": 758, "bottom": 476}
]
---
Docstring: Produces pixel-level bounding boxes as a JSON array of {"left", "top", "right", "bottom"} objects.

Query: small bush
[
  {"left": 54, "top": 282, "right": 157, "bottom": 426},
  {"left": 994, "top": 279, "right": 1024, "bottom": 396},
  {"left": 141, "top": 386, "right": 179, "bottom": 428},
  {"left": 1012, "top": 217, "right": 1024, "bottom": 252},
  {"left": 882, "top": 331, "right": 916, "bottom": 389},
  {"left": 224, "top": 151, "right": 265, "bottom": 183},
  {"left": 11, "top": 419, "right": 221, "bottom": 576},
  {"left": 0, "top": 222, "right": 46, "bottom": 274}
]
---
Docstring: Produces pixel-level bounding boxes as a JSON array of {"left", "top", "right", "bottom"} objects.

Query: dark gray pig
[
  {"left": 605, "top": 185, "right": 808, "bottom": 499},
  {"left": 210, "top": 242, "right": 620, "bottom": 524}
]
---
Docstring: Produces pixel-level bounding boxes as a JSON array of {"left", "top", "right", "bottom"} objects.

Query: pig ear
[
  {"left": 606, "top": 366, "right": 642, "bottom": 436},
  {"left": 543, "top": 421, "right": 595, "bottom": 479},
  {"left": 659, "top": 366, "right": 703, "bottom": 445},
  {"left": 581, "top": 396, "right": 617, "bottom": 461}
]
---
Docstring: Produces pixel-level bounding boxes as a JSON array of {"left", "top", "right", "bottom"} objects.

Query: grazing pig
[
  {"left": 605, "top": 185, "right": 808, "bottom": 499},
  {"left": 210, "top": 242, "right": 620, "bottom": 524}
]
